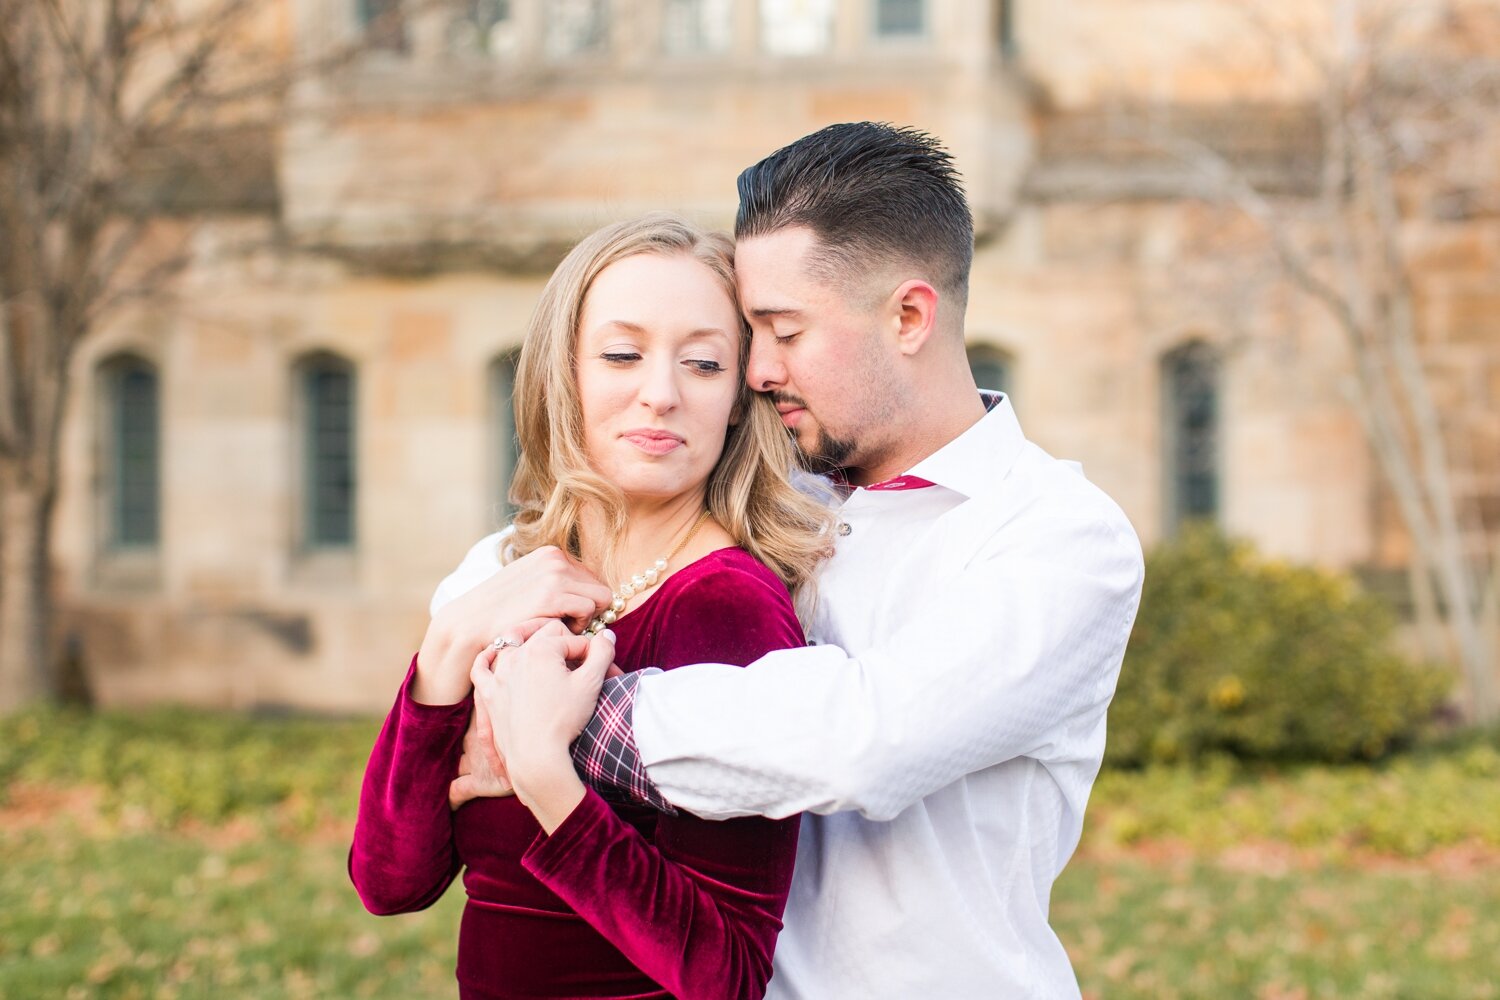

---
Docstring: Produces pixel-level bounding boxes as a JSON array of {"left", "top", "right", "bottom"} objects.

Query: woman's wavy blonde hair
[{"left": 503, "top": 213, "right": 834, "bottom": 606}]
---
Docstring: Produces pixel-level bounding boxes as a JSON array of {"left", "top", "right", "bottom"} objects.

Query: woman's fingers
[{"left": 570, "top": 630, "right": 617, "bottom": 692}]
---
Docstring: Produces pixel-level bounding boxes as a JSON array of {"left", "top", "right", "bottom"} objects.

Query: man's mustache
[{"left": 768, "top": 392, "right": 808, "bottom": 409}]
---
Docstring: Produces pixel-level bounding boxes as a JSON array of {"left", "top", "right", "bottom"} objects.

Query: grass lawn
[{"left": 3, "top": 707, "right": 1498, "bottom": 998}]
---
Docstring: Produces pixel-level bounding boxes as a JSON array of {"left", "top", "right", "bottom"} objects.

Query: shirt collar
[{"left": 901, "top": 391, "right": 1027, "bottom": 501}]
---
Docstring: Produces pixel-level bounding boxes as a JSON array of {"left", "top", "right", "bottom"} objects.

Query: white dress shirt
[{"left": 631, "top": 395, "right": 1144, "bottom": 999}]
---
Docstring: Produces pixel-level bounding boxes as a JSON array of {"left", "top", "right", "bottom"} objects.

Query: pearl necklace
[{"left": 585, "top": 510, "right": 712, "bottom": 635}]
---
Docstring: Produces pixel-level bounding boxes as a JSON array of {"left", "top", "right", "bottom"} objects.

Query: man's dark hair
[{"left": 735, "top": 122, "right": 974, "bottom": 307}]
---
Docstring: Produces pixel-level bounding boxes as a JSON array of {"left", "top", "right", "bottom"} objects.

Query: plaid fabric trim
[{"left": 570, "top": 669, "right": 677, "bottom": 815}]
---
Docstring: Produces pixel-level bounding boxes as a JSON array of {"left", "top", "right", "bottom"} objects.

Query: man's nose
[{"left": 746, "top": 334, "right": 786, "bottom": 393}]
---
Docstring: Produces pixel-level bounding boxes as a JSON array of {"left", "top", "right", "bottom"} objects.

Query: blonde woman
[{"left": 350, "top": 215, "right": 833, "bottom": 1000}]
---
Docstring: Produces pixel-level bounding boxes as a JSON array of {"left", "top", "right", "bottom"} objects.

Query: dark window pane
[
  {"left": 875, "top": 0, "right": 925, "bottom": 37},
  {"left": 998, "top": 0, "right": 1017, "bottom": 57},
  {"left": 110, "top": 363, "right": 160, "bottom": 548},
  {"left": 1164, "top": 343, "right": 1220, "bottom": 530},
  {"left": 304, "top": 363, "right": 356, "bottom": 547},
  {"left": 967, "top": 347, "right": 1012, "bottom": 397},
  {"left": 546, "top": 0, "right": 609, "bottom": 58},
  {"left": 358, "top": 0, "right": 408, "bottom": 52},
  {"left": 493, "top": 353, "right": 521, "bottom": 519}
]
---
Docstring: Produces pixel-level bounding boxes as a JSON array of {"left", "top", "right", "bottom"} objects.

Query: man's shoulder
[
  {"left": 976, "top": 444, "right": 1140, "bottom": 555},
  {"left": 429, "top": 526, "right": 513, "bottom": 616}
]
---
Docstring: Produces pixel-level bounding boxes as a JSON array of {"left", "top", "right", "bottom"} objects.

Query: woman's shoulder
[
  {"left": 662, "top": 547, "right": 792, "bottom": 610},
  {"left": 644, "top": 548, "right": 805, "bottom": 668},
  {"left": 428, "top": 526, "right": 515, "bottom": 617}
]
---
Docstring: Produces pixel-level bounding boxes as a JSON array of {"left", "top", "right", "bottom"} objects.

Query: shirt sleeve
[
  {"left": 347, "top": 654, "right": 469, "bottom": 915},
  {"left": 633, "top": 511, "right": 1145, "bottom": 822},
  {"left": 525, "top": 562, "right": 806, "bottom": 1000}
]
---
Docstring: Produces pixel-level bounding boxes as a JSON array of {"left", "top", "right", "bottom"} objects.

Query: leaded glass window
[
  {"left": 100, "top": 356, "right": 160, "bottom": 550},
  {"left": 357, "top": 0, "right": 408, "bottom": 53},
  {"left": 874, "top": 0, "right": 925, "bottom": 38},
  {"left": 449, "top": 0, "right": 520, "bottom": 59},
  {"left": 491, "top": 351, "right": 521, "bottom": 520},
  {"left": 545, "top": 0, "right": 609, "bottom": 59},
  {"left": 760, "top": 0, "right": 835, "bottom": 56},
  {"left": 663, "top": 0, "right": 733, "bottom": 55},
  {"left": 967, "top": 344, "right": 1013, "bottom": 398},
  {"left": 1163, "top": 341, "right": 1220, "bottom": 531},
  {"left": 299, "top": 355, "right": 357, "bottom": 549},
  {"left": 998, "top": 0, "right": 1017, "bottom": 57}
]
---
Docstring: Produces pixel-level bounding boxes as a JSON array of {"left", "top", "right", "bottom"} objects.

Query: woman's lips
[{"left": 622, "top": 430, "right": 684, "bottom": 455}]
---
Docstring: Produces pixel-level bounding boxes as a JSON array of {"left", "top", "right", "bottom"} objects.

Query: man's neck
[{"left": 843, "top": 389, "right": 988, "bottom": 487}]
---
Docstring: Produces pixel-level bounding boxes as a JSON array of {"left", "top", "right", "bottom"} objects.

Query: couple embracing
[{"left": 350, "top": 122, "right": 1144, "bottom": 1000}]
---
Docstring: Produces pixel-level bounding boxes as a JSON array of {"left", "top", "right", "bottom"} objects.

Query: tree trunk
[{"left": 0, "top": 465, "right": 55, "bottom": 713}]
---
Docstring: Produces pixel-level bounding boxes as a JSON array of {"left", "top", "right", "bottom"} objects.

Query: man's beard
[
  {"left": 772, "top": 392, "right": 858, "bottom": 472},
  {"left": 805, "top": 427, "right": 856, "bottom": 471}
]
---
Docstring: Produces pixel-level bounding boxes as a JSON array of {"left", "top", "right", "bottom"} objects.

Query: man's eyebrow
[{"left": 747, "top": 307, "right": 803, "bottom": 320}]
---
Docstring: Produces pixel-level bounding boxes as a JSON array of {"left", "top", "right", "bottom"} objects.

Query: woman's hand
[
  {"left": 470, "top": 622, "right": 618, "bottom": 833},
  {"left": 413, "top": 546, "right": 612, "bottom": 706}
]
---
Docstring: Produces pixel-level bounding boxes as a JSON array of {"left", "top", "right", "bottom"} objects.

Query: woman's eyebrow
[{"left": 683, "top": 327, "right": 734, "bottom": 343}]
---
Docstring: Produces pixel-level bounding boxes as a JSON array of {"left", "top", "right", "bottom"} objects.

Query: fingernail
[{"left": 600, "top": 628, "right": 616, "bottom": 643}]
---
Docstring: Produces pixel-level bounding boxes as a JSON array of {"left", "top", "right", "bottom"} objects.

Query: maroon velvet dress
[{"left": 349, "top": 548, "right": 805, "bottom": 1000}]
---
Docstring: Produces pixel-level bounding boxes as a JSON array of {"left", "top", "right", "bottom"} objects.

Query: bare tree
[
  {"left": 1144, "top": 0, "right": 1500, "bottom": 720},
  {"left": 0, "top": 0, "right": 425, "bottom": 711}
]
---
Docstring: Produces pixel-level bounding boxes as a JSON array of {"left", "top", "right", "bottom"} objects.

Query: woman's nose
[{"left": 637, "top": 358, "right": 681, "bottom": 413}]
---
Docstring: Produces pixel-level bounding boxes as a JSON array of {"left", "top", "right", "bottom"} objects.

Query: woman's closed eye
[
  {"left": 600, "top": 351, "right": 642, "bottom": 364},
  {"left": 684, "top": 358, "right": 726, "bottom": 375}
]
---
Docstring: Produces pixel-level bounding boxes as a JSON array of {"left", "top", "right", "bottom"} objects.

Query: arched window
[
  {"left": 357, "top": 0, "right": 408, "bottom": 53},
  {"left": 1162, "top": 341, "right": 1220, "bottom": 532},
  {"left": 545, "top": 0, "right": 609, "bottom": 59},
  {"left": 966, "top": 344, "right": 1013, "bottom": 399},
  {"left": 296, "top": 352, "right": 357, "bottom": 550},
  {"left": 98, "top": 354, "right": 161, "bottom": 551},
  {"left": 874, "top": 0, "right": 926, "bottom": 39},
  {"left": 760, "top": 0, "right": 835, "bottom": 55},
  {"left": 490, "top": 350, "right": 522, "bottom": 520},
  {"left": 663, "top": 0, "right": 732, "bottom": 55}
]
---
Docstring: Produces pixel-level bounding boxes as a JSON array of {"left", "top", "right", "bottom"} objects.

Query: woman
[{"left": 349, "top": 214, "right": 833, "bottom": 999}]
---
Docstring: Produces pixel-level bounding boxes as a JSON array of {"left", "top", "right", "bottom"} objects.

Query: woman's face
[{"left": 575, "top": 252, "right": 742, "bottom": 506}]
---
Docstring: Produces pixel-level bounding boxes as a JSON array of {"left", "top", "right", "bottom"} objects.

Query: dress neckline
[{"left": 607, "top": 546, "right": 745, "bottom": 632}]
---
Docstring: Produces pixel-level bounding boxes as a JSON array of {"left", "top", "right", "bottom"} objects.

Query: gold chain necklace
[{"left": 585, "top": 510, "right": 712, "bottom": 636}]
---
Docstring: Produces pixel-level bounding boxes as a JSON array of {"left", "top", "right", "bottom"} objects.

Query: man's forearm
[{"left": 570, "top": 669, "right": 676, "bottom": 814}]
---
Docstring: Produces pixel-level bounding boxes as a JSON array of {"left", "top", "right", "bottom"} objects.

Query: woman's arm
[
  {"left": 477, "top": 562, "right": 807, "bottom": 999},
  {"left": 348, "top": 655, "right": 469, "bottom": 915}
]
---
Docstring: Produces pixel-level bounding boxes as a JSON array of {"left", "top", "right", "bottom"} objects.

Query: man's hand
[
  {"left": 414, "top": 546, "right": 612, "bottom": 706},
  {"left": 469, "top": 621, "right": 617, "bottom": 833},
  {"left": 448, "top": 700, "right": 514, "bottom": 810}
]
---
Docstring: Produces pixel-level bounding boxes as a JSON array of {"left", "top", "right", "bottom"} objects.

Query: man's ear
[{"left": 890, "top": 280, "right": 940, "bottom": 357}]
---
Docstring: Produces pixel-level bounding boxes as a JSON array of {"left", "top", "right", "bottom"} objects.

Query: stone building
[{"left": 53, "top": 0, "right": 1500, "bottom": 710}]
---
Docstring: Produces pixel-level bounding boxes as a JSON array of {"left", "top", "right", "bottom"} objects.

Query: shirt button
[{"left": 837, "top": 522, "right": 852, "bottom": 536}]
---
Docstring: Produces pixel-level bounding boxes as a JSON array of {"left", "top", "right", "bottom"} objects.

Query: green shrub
[
  {"left": 0, "top": 704, "right": 379, "bottom": 829},
  {"left": 1106, "top": 524, "right": 1451, "bottom": 766}
]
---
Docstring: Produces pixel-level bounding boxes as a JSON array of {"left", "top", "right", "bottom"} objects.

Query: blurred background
[{"left": 1, "top": 0, "right": 1498, "bottom": 997}]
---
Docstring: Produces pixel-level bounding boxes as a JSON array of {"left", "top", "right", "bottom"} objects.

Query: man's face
[{"left": 735, "top": 227, "right": 898, "bottom": 472}]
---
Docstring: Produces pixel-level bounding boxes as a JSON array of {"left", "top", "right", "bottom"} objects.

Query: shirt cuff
[
  {"left": 396, "top": 653, "right": 473, "bottom": 731},
  {"left": 570, "top": 669, "right": 676, "bottom": 815}
]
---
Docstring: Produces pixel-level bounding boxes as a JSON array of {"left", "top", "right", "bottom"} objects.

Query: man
[{"left": 472, "top": 122, "right": 1143, "bottom": 998}]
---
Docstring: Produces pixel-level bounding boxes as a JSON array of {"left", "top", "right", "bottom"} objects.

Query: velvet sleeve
[
  {"left": 522, "top": 560, "right": 806, "bottom": 1000},
  {"left": 348, "top": 654, "right": 470, "bottom": 915}
]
